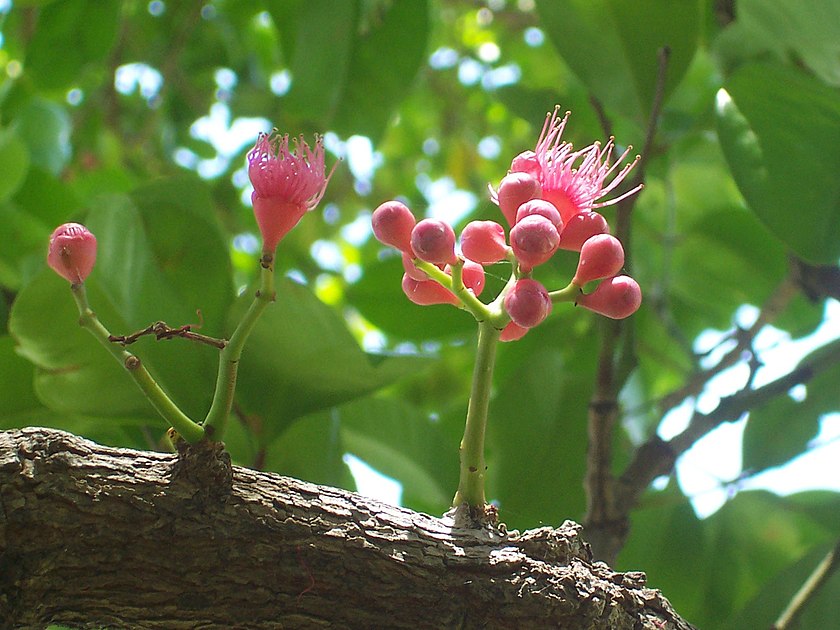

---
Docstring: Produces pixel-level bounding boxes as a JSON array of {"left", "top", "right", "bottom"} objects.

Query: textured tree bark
[{"left": 0, "top": 428, "right": 695, "bottom": 629}]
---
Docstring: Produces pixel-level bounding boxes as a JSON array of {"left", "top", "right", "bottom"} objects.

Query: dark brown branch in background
[
  {"left": 616, "top": 336, "right": 840, "bottom": 523},
  {"left": 583, "top": 46, "right": 671, "bottom": 564},
  {"left": 0, "top": 428, "right": 695, "bottom": 630}
]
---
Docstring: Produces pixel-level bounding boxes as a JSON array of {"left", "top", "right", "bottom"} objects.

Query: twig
[
  {"left": 109, "top": 312, "right": 227, "bottom": 350},
  {"left": 772, "top": 538, "right": 840, "bottom": 630}
]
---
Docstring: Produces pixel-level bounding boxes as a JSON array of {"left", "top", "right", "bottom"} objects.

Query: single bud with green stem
[{"left": 374, "top": 108, "right": 643, "bottom": 524}]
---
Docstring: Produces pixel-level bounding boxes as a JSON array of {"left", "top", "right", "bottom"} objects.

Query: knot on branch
[
  {"left": 514, "top": 520, "right": 593, "bottom": 565},
  {"left": 171, "top": 439, "right": 232, "bottom": 501}
]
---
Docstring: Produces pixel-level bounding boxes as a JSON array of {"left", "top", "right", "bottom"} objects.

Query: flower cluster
[{"left": 372, "top": 108, "right": 642, "bottom": 340}]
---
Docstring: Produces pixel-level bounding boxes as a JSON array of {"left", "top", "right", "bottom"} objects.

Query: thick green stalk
[
  {"left": 452, "top": 320, "right": 501, "bottom": 508},
  {"left": 70, "top": 284, "right": 205, "bottom": 443},
  {"left": 202, "top": 255, "right": 276, "bottom": 440}
]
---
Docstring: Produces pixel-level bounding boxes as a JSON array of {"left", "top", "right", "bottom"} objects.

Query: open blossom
[
  {"left": 522, "top": 107, "right": 642, "bottom": 224},
  {"left": 247, "top": 131, "right": 334, "bottom": 252},
  {"left": 47, "top": 223, "right": 97, "bottom": 285}
]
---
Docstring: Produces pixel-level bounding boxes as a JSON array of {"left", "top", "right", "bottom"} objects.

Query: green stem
[
  {"left": 448, "top": 260, "right": 491, "bottom": 320},
  {"left": 549, "top": 282, "right": 581, "bottom": 304},
  {"left": 414, "top": 258, "right": 491, "bottom": 321},
  {"left": 452, "top": 320, "right": 501, "bottom": 508},
  {"left": 202, "top": 254, "right": 276, "bottom": 440},
  {"left": 70, "top": 284, "right": 205, "bottom": 443}
]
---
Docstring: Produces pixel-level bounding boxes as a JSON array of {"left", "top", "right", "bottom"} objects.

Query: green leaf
[
  {"left": 127, "top": 177, "right": 233, "bottom": 336},
  {"left": 337, "top": 396, "right": 455, "bottom": 513},
  {"left": 333, "top": 0, "right": 430, "bottom": 142},
  {"left": 735, "top": 0, "right": 840, "bottom": 88},
  {"left": 535, "top": 0, "right": 702, "bottom": 121},
  {"left": 0, "top": 168, "right": 80, "bottom": 289},
  {"left": 234, "top": 276, "right": 430, "bottom": 439},
  {"left": 723, "top": 542, "right": 840, "bottom": 630},
  {"left": 88, "top": 179, "right": 234, "bottom": 418},
  {"left": 742, "top": 395, "right": 820, "bottom": 473},
  {"left": 262, "top": 410, "right": 355, "bottom": 490},
  {"left": 0, "top": 335, "right": 41, "bottom": 420},
  {"left": 670, "top": 207, "right": 787, "bottom": 328},
  {"left": 716, "top": 63, "right": 840, "bottom": 263},
  {"left": 24, "top": 0, "right": 120, "bottom": 89},
  {"left": 12, "top": 99, "right": 71, "bottom": 176},
  {"left": 719, "top": 491, "right": 840, "bottom": 629},
  {"left": 282, "top": 0, "right": 358, "bottom": 126},
  {"left": 0, "top": 128, "right": 29, "bottom": 203},
  {"left": 622, "top": 490, "right": 830, "bottom": 626},
  {"left": 346, "top": 255, "right": 476, "bottom": 341},
  {"left": 486, "top": 331, "right": 596, "bottom": 529}
]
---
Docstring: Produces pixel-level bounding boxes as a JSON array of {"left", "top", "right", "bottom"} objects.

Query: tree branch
[
  {"left": 0, "top": 427, "right": 694, "bottom": 629},
  {"left": 616, "top": 336, "right": 840, "bottom": 518}
]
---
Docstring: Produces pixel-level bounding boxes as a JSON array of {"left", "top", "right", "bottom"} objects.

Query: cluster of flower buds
[{"left": 372, "top": 108, "right": 643, "bottom": 341}]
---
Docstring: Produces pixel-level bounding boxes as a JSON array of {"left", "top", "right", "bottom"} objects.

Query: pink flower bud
[
  {"left": 401, "top": 274, "right": 459, "bottom": 306},
  {"left": 402, "top": 253, "right": 430, "bottom": 281},
  {"left": 47, "top": 223, "right": 97, "bottom": 285},
  {"left": 515, "top": 199, "right": 563, "bottom": 230},
  {"left": 494, "top": 172, "right": 541, "bottom": 226},
  {"left": 510, "top": 215, "right": 560, "bottom": 271},
  {"left": 504, "top": 278, "right": 551, "bottom": 329},
  {"left": 510, "top": 150, "right": 541, "bottom": 179},
  {"left": 577, "top": 275, "right": 641, "bottom": 319},
  {"left": 500, "top": 321, "right": 529, "bottom": 342},
  {"left": 248, "top": 132, "right": 332, "bottom": 252},
  {"left": 557, "top": 211, "right": 610, "bottom": 251},
  {"left": 372, "top": 200, "right": 416, "bottom": 253},
  {"left": 460, "top": 220, "right": 508, "bottom": 264},
  {"left": 572, "top": 234, "right": 625, "bottom": 286},
  {"left": 410, "top": 219, "right": 458, "bottom": 265}
]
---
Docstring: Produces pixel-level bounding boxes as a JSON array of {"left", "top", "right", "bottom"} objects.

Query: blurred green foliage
[{"left": 1, "top": 1, "right": 839, "bottom": 626}]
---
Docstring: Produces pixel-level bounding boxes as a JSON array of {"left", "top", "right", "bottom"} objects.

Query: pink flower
[
  {"left": 247, "top": 131, "right": 334, "bottom": 252},
  {"left": 47, "top": 223, "right": 97, "bottom": 285},
  {"left": 528, "top": 107, "right": 642, "bottom": 224}
]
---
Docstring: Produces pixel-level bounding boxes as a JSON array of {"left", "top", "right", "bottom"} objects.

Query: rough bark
[{"left": 0, "top": 427, "right": 694, "bottom": 629}]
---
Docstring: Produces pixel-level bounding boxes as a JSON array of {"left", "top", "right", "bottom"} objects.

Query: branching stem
[{"left": 70, "top": 284, "right": 205, "bottom": 443}]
